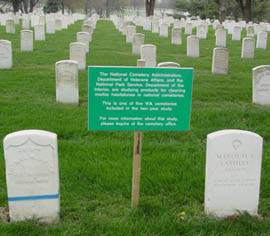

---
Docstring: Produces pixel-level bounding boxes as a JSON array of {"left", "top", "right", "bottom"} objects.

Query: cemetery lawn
[{"left": 1, "top": 19, "right": 270, "bottom": 236}]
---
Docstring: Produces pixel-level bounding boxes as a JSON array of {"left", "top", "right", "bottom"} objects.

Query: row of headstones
[
  {"left": 110, "top": 20, "right": 261, "bottom": 76},
  {"left": 2, "top": 128, "right": 264, "bottom": 222},
  {"left": 0, "top": 16, "right": 82, "bottom": 69},
  {"left": 113, "top": 17, "right": 267, "bottom": 75},
  {"left": 112, "top": 15, "right": 270, "bottom": 60},
  {"left": 118, "top": 14, "right": 270, "bottom": 34},
  {"left": 113, "top": 14, "right": 269, "bottom": 51},
  {"left": 111, "top": 19, "right": 270, "bottom": 105},
  {"left": 112, "top": 14, "right": 270, "bottom": 39},
  {"left": 55, "top": 18, "right": 98, "bottom": 105},
  {"left": 0, "top": 14, "right": 99, "bottom": 69},
  {"left": 0, "top": 13, "right": 86, "bottom": 29}
]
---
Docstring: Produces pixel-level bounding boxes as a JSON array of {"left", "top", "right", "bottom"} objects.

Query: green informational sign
[{"left": 88, "top": 66, "right": 194, "bottom": 131}]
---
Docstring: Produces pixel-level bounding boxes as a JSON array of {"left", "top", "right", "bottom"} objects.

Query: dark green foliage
[{"left": 43, "top": 0, "right": 62, "bottom": 13}]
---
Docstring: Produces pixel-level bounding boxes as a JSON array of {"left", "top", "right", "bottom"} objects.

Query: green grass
[{"left": 0, "top": 19, "right": 270, "bottom": 235}]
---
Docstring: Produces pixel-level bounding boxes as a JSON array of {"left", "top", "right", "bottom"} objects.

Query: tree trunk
[
  {"left": 23, "top": 0, "right": 29, "bottom": 14},
  {"left": 29, "top": 0, "right": 35, "bottom": 12},
  {"left": 145, "top": 0, "right": 155, "bottom": 17},
  {"left": 105, "top": 0, "right": 110, "bottom": 18},
  {"left": 62, "top": 0, "right": 64, "bottom": 14},
  {"left": 218, "top": 0, "right": 226, "bottom": 23},
  {"left": 235, "top": 0, "right": 252, "bottom": 22},
  {"left": 244, "top": 0, "right": 252, "bottom": 22},
  {"left": 12, "top": 0, "right": 21, "bottom": 13}
]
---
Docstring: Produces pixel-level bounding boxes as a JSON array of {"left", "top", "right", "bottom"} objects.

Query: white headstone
[
  {"left": 253, "top": 65, "right": 270, "bottom": 105},
  {"left": 77, "top": 32, "right": 90, "bottom": 53},
  {"left": 3, "top": 130, "right": 60, "bottom": 223},
  {"left": 256, "top": 31, "right": 267, "bottom": 49},
  {"left": 158, "top": 62, "right": 180, "bottom": 68},
  {"left": 55, "top": 60, "right": 79, "bottom": 105},
  {"left": 143, "top": 18, "right": 152, "bottom": 31},
  {"left": 141, "top": 44, "right": 156, "bottom": 67},
  {"left": 232, "top": 26, "right": 241, "bottom": 41},
  {"left": 0, "top": 40, "right": 12, "bottom": 69},
  {"left": 132, "top": 33, "right": 144, "bottom": 55},
  {"left": 70, "top": 42, "right": 86, "bottom": 70},
  {"left": 172, "top": 28, "right": 182, "bottom": 45},
  {"left": 34, "top": 25, "right": 45, "bottom": 41},
  {"left": 160, "top": 23, "right": 169, "bottom": 37},
  {"left": 247, "top": 25, "right": 255, "bottom": 37},
  {"left": 152, "top": 20, "right": 159, "bottom": 33},
  {"left": 216, "top": 29, "right": 227, "bottom": 47},
  {"left": 126, "top": 26, "right": 136, "bottom": 43},
  {"left": 82, "top": 24, "right": 93, "bottom": 35},
  {"left": 212, "top": 48, "right": 229, "bottom": 75},
  {"left": 22, "top": 17, "right": 30, "bottom": 29},
  {"left": 185, "top": 23, "right": 193, "bottom": 35},
  {"left": 187, "top": 36, "right": 199, "bottom": 58},
  {"left": 205, "top": 130, "right": 263, "bottom": 218},
  {"left": 197, "top": 24, "right": 207, "bottom": 39},
  {"left": 46, "top": 21, "right": 56, "bottom": 34},
  {"left": 21, "top": 30, "right": 33, "bottom": 52},
  {"left": 55, "top": 19, "right": 62, "bottom": 31},
  {"left": 241, "top": 37, "right": 255, "bottom": 59},
  {"left": 6, "top": 20, "right": 15, "bottom": 34}
]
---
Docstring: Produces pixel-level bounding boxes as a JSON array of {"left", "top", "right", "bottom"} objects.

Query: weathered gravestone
[
  {"left": 158, "top": 62, "right": 180, "bottom": 68},
  {"left": 205, "top": 130, "right": 263, "bottom": 218},
  {"left": 70, "top": 42, "right": 86, "bottom": 70},
  {"left": 55, "top": 19, "right": 62, "bottom": 31},
  {"left": 216, "top": 29, "right": 227, "bottom": 47},
  {"left": 126, "top": 26, "right": 136, "bottom": 43},
  {"left": 256, "top": 31, "right": 267, "bottom": 49},
  {"left": 171, "top": 28, "right": 182, "bottom": 45},
  {"left": 0, "top": 40, "right": 12, "bottom": 69},
  {"left": 55, "top": 60, "right": 79, "bottom": 105},
  {"left": 21, "top": 30, "right": 33, "bottom": 52},
  {"left": 197, "top": 24, "right": 207, "bottom": 39},
  {"left": 185, "top": 22, "right": 193, "bottom": 35},
  {"left": 252, "top": 65, "right": 270, "bottom": 105},
  {"left": 39, "top": 15, "right": 45, "bottom": 25},
  {"left": 22, "top": 17, "right": 30, "bottom": 29},
  {"left": 3, "top": 130, "right": 60, "bottom": 223},
  {"left": 241, "top": 38, "right": 255, "bottom": 59},
  {"left": 77, "top": 32, "right": 90, "bottom": 53},
  {"left": 212, "top": 48, "right": 229, "bottom": 75},
  {"left": 255, "top": 24, "right": 263, "bottom": 35},
  {"left": 82, "top": 24, "right": 93, "bottom": 35},
  {"left": 232, "top": 26, "right": 241, "bottom": 41},
  {"left": 141, "top": 44, "right": 156, "bottom": 67},
  {"left": 132, "top": 33, "right": 144, "bottom": 55},
  {"left": 152, "top": 20, "right": 159, "bottom": 33},
  {"left": 174, "top": 19, "right": 181, "bottom": 28},
  {"left": 46, "top": 21, "right": 56, "bottom": 34},
  {"left": 6, "top": 20, "right": 15, "bottom": 34},
  {"left": 187, "top": 35, "right": 199, "bottom": 58},
  {"left": 143, "top": 18, "right": 151, "bottom": 31},
  {"left": 247, "top": 25, "right": 255, "bottom": 37},
  {"left": 34, "top": 25, "right": 45, "bottom": 41},
  {"left": 160, "top": 23, "right": 169, "bottom": 37}
]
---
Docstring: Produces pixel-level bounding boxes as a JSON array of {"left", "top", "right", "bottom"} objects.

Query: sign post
[
  {"left": 88, "top": 64, "right": 194, "bottom": 208},
  {"left": 131, "top": 59, "right": 145, "bottom": 208}
]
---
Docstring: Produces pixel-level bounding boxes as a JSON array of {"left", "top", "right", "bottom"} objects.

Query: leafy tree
[
  {"left": 1, "top": 0, "right": 40, "bottom": 13},
  {"left": 43, "top": 0, "right": 61, "bottom": 13}
]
